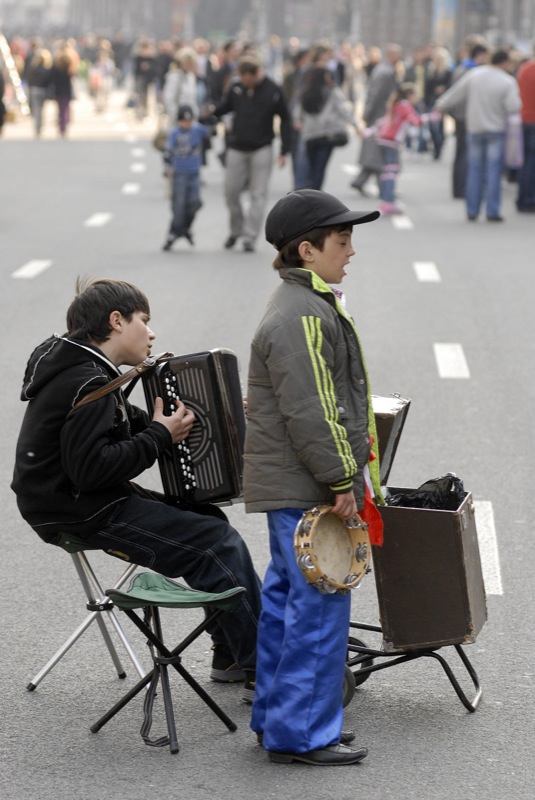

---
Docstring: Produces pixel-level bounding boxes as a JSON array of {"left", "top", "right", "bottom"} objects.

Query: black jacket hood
[{"left": 20, "top": 335, "right": 120, "bottom": 402}]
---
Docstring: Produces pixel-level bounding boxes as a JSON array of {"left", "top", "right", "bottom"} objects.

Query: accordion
[{"left": 142, "top": 349, "right": 246, "bottom": 504}]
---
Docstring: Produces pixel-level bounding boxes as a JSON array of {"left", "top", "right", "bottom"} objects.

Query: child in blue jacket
[{"left": 162, "top": 104, "right": 212, "bottom": 250}]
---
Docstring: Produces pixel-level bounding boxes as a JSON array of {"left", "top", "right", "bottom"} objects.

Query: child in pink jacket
[{"left": 364, "top": 82, "right": 436, "bottom": 215}]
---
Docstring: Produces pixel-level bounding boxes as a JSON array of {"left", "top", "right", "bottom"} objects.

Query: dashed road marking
[
  {"left": 433, "top": 342, "right": 470, "bottom": 379},
  {"left": 474, "top": 501, "right": 503, "bottom": 595},
  {"left": 122, "top": 183, "right": 141, "bottom": 195},
  {"left": 12, "top": 259, "right": 53, "bottom": 279},
  {"left": 130, "top": 162, "right": 146, "bottom": 173},
  {"left": 413, "top": 261, "right": 441, "bottom": 282},
  {"left": 84, "top": 212, "right": 113, "bottom": 227},
  {"left": 131, "top": 147, "right": 146, "bottom": 158}
]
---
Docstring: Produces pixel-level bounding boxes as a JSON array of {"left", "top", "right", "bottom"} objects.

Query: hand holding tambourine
[{"left": 294, "top": 505, "right": 371, "bottom": 595}]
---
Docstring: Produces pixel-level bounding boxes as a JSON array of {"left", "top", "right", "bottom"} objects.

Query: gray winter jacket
[{"left": 243, "top": 268, "right": 381, "bottom": 513}]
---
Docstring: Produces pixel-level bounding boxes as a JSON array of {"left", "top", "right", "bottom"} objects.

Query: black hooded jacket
[{"left": 11, "top": 335, "right": 171, "bottom": 542}]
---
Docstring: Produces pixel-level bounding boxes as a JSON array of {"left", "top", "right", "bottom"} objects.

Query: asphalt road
[{"left": 1, "top": 90, "right": 534, "bottom": 799}]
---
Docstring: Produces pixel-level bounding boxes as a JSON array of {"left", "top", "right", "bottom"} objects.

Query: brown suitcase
[{"left": 371, "top": 395, "right": 487, "bottom": 653}]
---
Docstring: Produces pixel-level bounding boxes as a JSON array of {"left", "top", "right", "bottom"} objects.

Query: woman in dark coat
[{"left": 49, "top": 44, "right": 77, "bottom": 137}]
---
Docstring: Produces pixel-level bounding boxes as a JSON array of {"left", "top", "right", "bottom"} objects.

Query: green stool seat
[
  {"left": 107, "top": 572, "right": 246, "bottom": 612},
  {"left": 91, "top": 572, "right": 246, "bottom": 754}
]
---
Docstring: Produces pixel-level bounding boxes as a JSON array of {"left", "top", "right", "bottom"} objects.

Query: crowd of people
[
  {"left": 5, "top": 25, "right": 535, "bottom": 770},
  {"left": 1, "top": 32, "right": 534, "bottom": 220}
]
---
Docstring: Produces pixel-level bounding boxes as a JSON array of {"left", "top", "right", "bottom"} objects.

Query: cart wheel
[
  {"left": 347, "top": 636, "right": 374, "bottom": 687},
  {"left": 342, "top": 665, "right": 356, "bottom": 707}
]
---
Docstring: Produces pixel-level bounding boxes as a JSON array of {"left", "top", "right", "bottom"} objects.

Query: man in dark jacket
[
  {"left": 213, "top": 54, "right": 292, "bottom": 252},
  {"left": 11, "top": 277, "right": 261, "bottom": 699}
]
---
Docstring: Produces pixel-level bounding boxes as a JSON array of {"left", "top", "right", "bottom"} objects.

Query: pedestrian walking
[
  {"left": 294, "top": 66, "right": 356, "bottom": 190},
  {"left": 212, "top": 54, "right": 292, "bottom": 253},
  {"left": 369, "top": 82, "right": 437, "bottom": 215},
  {"left": 26, "top": 48, "right": 52, "bottom": 137},
  {"left": 424, "top": 45, "right": 453, "bottom": 160},
  {"left": 516, "top": 49, "right": 535, "bottom": 213},
  {"left": 351, "top": 43, "right": 402, "bottom": 195},
  {"left": 161, "top": 104, "right": 213, "bottom": 251},
  {"left": 447, "top": 39, "right": 489, "bottom": 198},
  {"left": 132, "top": 39, "right": 157, "bottom": 120},
  {"left": 49, "top": 42, "right": 77, "bottom": 138},
  {"left": 162, "top": 46, "right": 200, "bottom": 126},
  {"left": 437, "top": 49, "right": 522, "bottom": 222}
]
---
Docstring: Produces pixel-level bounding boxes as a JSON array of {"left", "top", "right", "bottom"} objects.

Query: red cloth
[
  {"left": 361, "top": 481, "right": 384, "bottom": 547},
  {"left": 518, "top": 59, "right": 535, "bottom": 125}
]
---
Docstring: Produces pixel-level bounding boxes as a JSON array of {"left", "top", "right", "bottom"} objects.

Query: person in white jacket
[
  {"left": 436, "top": 49, "right": 522, "bottom": 221},
  {"left": 162, "top": 46, "right": 199, "bottom": 126}
]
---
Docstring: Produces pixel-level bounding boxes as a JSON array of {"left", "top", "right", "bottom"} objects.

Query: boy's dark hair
[
  {"left": 238, "top": 55, "right": 261, "bottom": 75},
  {"left": 470, "top": 43, "right": 489, "bottom": 60},
  {"left": 272, "top": 224, "right": 352, "bottom": 272},
  {"left": 66, "top": 277, "right": 150, "bottom": 344},
  {"left": 491, "top": 49, "right": 511, "bottom": 66}
]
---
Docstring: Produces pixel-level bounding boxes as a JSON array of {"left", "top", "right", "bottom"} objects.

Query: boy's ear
[
  {"left": 297, "top": 240, "right": 314, "bottom": 262},
  {"left": 109, "top": 311, "right": 123, "bottom": 332}
]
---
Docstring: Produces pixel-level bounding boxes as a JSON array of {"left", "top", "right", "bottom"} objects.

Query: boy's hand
[
  {"left": 152, "top": 396, "right": 195, "bottom": 443},
  {"left": 331, "top": 490, "right": 358, "bottom": 520}
]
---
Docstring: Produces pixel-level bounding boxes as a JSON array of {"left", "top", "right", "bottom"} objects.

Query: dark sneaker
[
  {"left": 242, "top": 669, "right": 256, "bottom": 704},
  {"left": 210, "top": 644, "right": 245, "bottom": 683},
  {"left": 184, "top": 231, "right": 194, "bottom": 245},
  {"left": 242, "top": 241, "right": 255, "bottom": 252},
  {"left": 224, "top": 234, "right": 238, "bottom": 249},
  {"left": 162, "top": 236, "right": 176, "bottom": 251}
]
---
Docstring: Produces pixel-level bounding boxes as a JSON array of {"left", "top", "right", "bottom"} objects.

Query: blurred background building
[{"left": 0, "top": 0, "right": 534, "bottom": 53}]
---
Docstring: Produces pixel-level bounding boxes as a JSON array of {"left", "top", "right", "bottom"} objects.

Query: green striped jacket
[{"left": 243, "top": 267, "right": 382, "bottom": 513}]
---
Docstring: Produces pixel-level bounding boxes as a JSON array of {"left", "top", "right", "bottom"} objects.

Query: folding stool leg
[
  {"left": 150, "top": 608, "right": 179, "bottom": 754},
  {"left": 91, "top": 606, "right": 238, "bottom": 746},
  {"left": 72, "top": 554, "right": 145, "bottom": 679},
  {"left": 27, "top": 554, "right": 145, "bottom": 691}
]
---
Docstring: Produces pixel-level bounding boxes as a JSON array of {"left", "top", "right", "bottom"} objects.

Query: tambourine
[{"left": 294, "top": 505, "right": 371, "bottom": 595}]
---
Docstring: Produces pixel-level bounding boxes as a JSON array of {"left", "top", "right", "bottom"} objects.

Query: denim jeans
[
  {"left": 306, "top": 137, "right": 334, "bottom": 190},
  {"left": 379, "top": 145, "right": 400, "bottom": 202},
  {"left": 170, "top": 171, "right": 201, "bottom": 236},
  {"left": 291, "top": 130, "right": 310, "bottom": 190},
  {"left": 517, "top": 124, "right": 535, "bottom": 211},
  {"left": 84, "top": 490, "right": 262, "bottom": 670},
  {"left": 466, "top": 131, "right": 505, "bottom": 218}
]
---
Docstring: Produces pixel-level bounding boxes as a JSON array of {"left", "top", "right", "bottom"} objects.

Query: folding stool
[
  {"left": 90, "top": 572, "right": 246, "bottom": 754},
  {"left": 27, "top": 532, "right": 146, "bottom": 691}
]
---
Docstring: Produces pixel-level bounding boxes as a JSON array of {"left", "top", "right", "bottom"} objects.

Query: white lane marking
[
  {"left": 413, "top": 261, "right": 441, "bottom": 282},
  {"left": 131, "top": 147, "right": 146, "bottom": 158},
  {"left": 12, "top": 259, "right": 53, "bottom": 279},
  {"left": 130, "top": 162, "right": 146, "bottom": 173},
  {"left": 392, "top": 214, "right": 414, "bottom": 230},
  {"left": 84, "top": 212, "right": 113, "bottom": 227},
  {"left": 474, "top": 501, "right": 503, "bottom": 595},
  {"left": 433, "top": 343, "right": 471, "bottom": 378},
  {"left": 122, "top": 183, "right": 141, "bottom": 195},
  {"left": 124, "top": 133, "right": 138, "bottom": 142}
]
